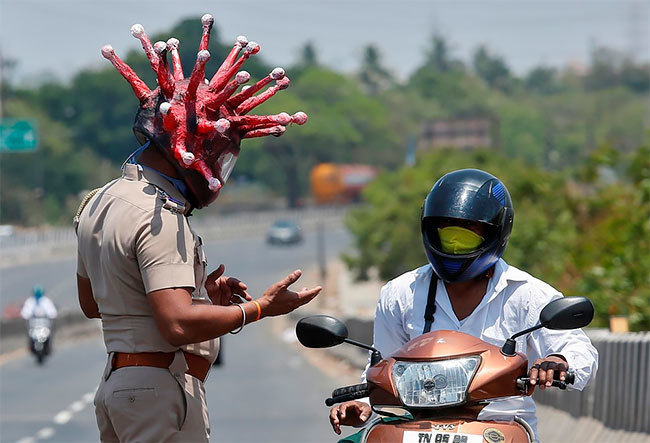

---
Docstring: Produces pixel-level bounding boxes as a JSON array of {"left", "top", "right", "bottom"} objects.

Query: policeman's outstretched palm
[{"left": 260, "top": 270, "right": 321, "bottom": 317}]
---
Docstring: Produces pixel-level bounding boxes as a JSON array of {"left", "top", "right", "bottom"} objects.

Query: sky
[{"left": 0, "top": 0, "right": 648, "bottom": 85}]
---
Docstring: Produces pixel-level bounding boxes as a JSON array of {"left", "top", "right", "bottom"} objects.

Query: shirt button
[{"left": 129, "top": 396, "right": 135, "bottom": 403}]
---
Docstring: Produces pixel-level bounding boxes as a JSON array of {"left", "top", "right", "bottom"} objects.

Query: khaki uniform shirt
[{"left": 76, "top": 163, "right": 218, "bottom": 362}]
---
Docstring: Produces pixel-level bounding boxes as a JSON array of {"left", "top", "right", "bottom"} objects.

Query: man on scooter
[
  {"left": 329, "top": 168, "right": 598, "bottom": 440},
  {"left": 21, "top": 285, "right": 57, "bottom": 358},
  {"left": 21, "top": 285, "right": 58, "bottom": 321}
]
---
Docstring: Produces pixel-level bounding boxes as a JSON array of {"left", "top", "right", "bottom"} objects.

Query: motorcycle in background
[
  {"left": 296, "top": 296, "right": 594, "bottom": 443},
  {"left": 27, "top": 316, "right": 53, "bottom": 365}
]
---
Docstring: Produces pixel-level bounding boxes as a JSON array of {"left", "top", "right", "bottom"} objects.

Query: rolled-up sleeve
[{"left": 526, "top": 290, "right": 599, "bottom": 391}]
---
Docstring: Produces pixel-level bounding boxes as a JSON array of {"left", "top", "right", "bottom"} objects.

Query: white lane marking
[
  {"left": 35, "top": 427, "right": 55, "bottom": 439},
  {"left": 69, "top": 401, "right": 85, "bottom": 413},
  {"left": 16, "top": 387, "right": 98, "bottom": 442},
  {"left": 53, "top": 410, "right": 73, "bottom": 425}
]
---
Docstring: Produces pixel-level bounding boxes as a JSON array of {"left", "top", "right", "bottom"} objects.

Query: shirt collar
[
  {"left": 491, "top": 258, "right": 529, "bottom": 296},
  {"left": 425, "top": 259, "right": 529, "bottom": 326},
  {"left": 122, "top": 163, "right": 191, "bottom": 214}
]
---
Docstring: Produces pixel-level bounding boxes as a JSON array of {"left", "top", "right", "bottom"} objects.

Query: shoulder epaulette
[
  {"left": 73, "top": 188, "right": 101, "bottom": 233},
  {"left": 155, "top": 187, "right": 186, "bottom": 215}
]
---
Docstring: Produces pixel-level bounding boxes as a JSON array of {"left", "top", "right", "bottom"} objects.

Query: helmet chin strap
[{"left": 121, "top": 140, "right": 151, "bottom": 170}]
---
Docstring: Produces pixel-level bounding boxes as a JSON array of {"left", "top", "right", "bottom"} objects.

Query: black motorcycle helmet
[{"left": 421, "top": 169, "right": 514, "bottom": 282}]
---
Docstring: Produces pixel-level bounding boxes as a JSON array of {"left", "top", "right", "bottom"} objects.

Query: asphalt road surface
[
  {"left": 1, "top": 226, "right": 355, "bottom": 442},
  {"left": 0, "top": 223, "right": 348, "bottom": 313}
]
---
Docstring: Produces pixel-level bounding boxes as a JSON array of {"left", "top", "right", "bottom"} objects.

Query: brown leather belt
[{"left": 112, "top": 351, "right": 211, "bottom": 382}]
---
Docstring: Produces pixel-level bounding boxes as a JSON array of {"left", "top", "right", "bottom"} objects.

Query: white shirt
[
  {"left": 21, "top": 296, "right": 58, "bottom": 320},
  {"left": 364, "top": 259, "right": 598, "bottom": 439}
]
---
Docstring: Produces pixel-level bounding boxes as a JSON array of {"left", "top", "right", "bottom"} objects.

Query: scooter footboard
[{"left": 360, "top": 418, "right": 532, "bottom": 443}]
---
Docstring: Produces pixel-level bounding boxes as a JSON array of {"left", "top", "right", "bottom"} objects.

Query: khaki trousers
[{"left": 94, "top": 351, "right": 210, "bottom": 442}]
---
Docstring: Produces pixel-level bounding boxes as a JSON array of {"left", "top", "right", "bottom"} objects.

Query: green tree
[
  {"left": 237, "top": 67, "right": 402, "bottom": 207},
  {"left": 345, "top": 149, "right": 576, "bottom": 283},
  {"left": 473, "top": 45, "right": 513, "bottom": 92},
  {"left": 569, "top": 145, "right": 650, "bottom": 330},
  {"left": 525, "top": 66, "right": 563, "bottom": 95},
  {"left": 359, "top": 44, "right": 393, "bottom": 95},
  {"left": 0, "top": 98, "right": 116, "bottom": 225}
]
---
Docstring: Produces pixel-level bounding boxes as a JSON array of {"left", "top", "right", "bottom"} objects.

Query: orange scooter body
[{"left": 359, "top": 330, "right": 535, "bottom": 443}]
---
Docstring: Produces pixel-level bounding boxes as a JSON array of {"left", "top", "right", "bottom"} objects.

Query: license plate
[{"left": 402, "top": 430, "right": 483, "bottom": 443}]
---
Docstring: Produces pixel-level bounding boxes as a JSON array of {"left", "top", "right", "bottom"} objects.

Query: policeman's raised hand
[
  {"left": 529, "top": 355, "right": 568, "bottom": 390},
  {"left": 258, "top": 269, "right": 321, "bottom": 317},
  {"left": 329, "top": 401, "right": 371, "bottom": 435},
  {"left": 205, "top": 264, "right": 251, "bottom": 306}
]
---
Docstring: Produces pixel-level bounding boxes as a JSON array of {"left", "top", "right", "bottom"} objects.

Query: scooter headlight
[{"left": 392, "top": 356, "right": 480, "bottom": 408}]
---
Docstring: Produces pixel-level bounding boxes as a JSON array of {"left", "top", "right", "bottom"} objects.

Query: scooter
[
  {"left": 296, "top": 296, "right": 594, "bottom": 443},
  {"left": 27, "top": 316, "right": 53, "bottom": 365}
]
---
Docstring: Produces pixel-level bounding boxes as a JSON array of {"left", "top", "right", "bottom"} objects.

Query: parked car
[{"left": 266, "top": 220, "right": 302, "bottom": 245}]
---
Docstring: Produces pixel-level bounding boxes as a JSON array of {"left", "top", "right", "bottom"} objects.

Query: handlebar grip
[
  {"left": 564, "top": 371, "right": 575, "bottom": 385},
  {"left": 325, "top": 388, "right": 370, "bottom": 407},
  {"left": 331, "top": 383, "right": 368, "bottom": 398}
]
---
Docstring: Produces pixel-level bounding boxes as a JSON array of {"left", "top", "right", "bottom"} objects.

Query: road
[
  {"left": 0, "top": 223, "right": 348, "bottom": 313},
  {"left": 1, "top": 226, "right": 355, "bottom": 442}
]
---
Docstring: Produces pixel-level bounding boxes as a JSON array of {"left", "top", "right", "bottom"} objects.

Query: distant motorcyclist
[
  {"left": 22, "top": 285, "right": 57, "bottom": 362},
  {"left": 21, "top": 285, "right": 58, "bottom": 320}
]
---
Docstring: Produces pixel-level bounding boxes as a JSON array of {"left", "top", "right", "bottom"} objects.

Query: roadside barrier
[
  {"left": 0, "top": 207, "right": 347, "bottom": 267},
  {"left": 534, "top": 329, "right": 650, "bottom": 434}
]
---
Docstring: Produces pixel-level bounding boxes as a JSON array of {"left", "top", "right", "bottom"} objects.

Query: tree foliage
[{"left": 345, "top": 146, "right": 650, "bottom": 331}]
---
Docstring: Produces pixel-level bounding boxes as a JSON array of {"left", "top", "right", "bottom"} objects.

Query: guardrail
[
  {"left": 533, "top": 329, "right": 650, "bottom": 434},
  {"left": 0, "top": 207, "right": 347, "bottom": 267}
]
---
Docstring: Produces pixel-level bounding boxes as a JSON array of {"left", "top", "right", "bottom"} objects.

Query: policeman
[{"left": 76, "top": 16, "right": 317, "bottom": 442}]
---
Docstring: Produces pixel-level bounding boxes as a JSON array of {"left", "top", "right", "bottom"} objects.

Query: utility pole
[{"left": 0, "top": 46, "right": 5, "bottom": 118}]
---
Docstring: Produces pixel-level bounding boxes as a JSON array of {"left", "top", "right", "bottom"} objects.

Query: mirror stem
[
  {"left": 501, "top": 323, "right": 545, "bottom": 356},
  {"left": 343, "top": 338, "right": 378, "bottom": 352},
  {"left": 343, "top": 338, "right": 383, "bottom": 365}
]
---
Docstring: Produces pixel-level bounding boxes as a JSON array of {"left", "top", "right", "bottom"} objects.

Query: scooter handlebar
[
  {"left": 331, "top": 383, "right": 368, "bottom": 398},
  {"left": 326, "top": 383, "right": 370, "bottom": 406},
  {"left": 517, "top": 370, "right": 575, "bottom": 391}
]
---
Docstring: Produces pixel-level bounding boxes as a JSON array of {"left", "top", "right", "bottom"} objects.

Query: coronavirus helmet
[
  {"left": 102, "top": 14, "right": 307, "bottom": 208},
  {"left": 421, "top": 169, "right": 514, "bottom": 282}
]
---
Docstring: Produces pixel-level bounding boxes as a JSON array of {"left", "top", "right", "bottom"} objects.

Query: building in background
[{"left": 418, "top": 116, "right": 499, "bottom": 152}]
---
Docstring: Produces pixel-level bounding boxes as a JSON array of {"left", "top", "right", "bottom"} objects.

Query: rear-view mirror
[
  {"left": 540, "top": 296, "right": 594, "bottom": 330},
  {"left": 296, "top": 315, "right": 348, "bottom": 348}
]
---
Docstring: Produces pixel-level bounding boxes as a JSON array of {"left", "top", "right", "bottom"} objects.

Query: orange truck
[{"left": 310, "top": 163, "right": 379, "bottom": 205}]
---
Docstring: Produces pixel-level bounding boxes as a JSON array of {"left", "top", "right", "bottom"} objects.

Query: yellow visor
[{"left": 437, "top": 226, "right": 484, "bottom": 254}]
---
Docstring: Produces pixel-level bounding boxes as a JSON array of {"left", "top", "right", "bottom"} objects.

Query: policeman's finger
[
  {"left": 226, "top": 277, "right": 248, "bottom": 291},
  {"left": 297, "top": 286, "right": 322, "bottom": 303},
  {"left": 278, "top": 270, "right": 302, "bottom": 289},
  {"left": 559, "top": 369, "right": 567, "bottom": 381},
  {"left": 207, "top": 264, "right": 226, "bottom": 281}
]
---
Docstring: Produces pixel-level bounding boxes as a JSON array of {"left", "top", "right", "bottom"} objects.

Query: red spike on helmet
[{"left": 101, "top": 14, "right": 308, "bottom": 209}]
